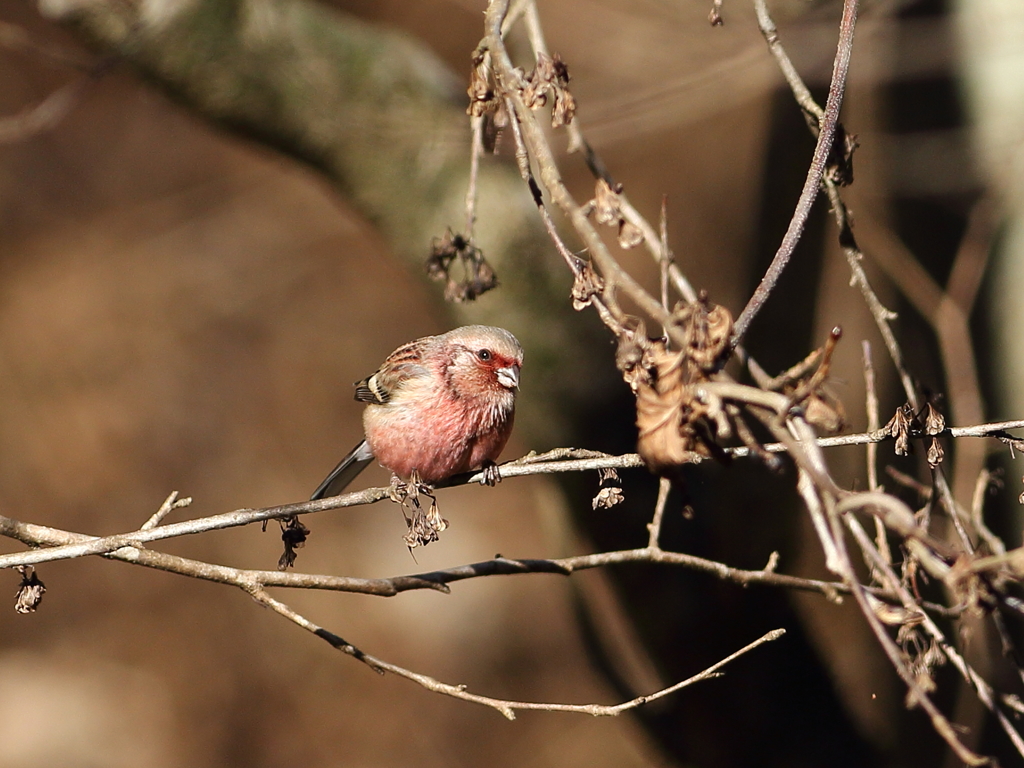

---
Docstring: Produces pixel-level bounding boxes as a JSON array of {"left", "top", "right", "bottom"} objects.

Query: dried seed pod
[
  {"left": 14, "top": 566, "right": 45, "bottom": 614},
  {"left": 571, "top": 261, "right": 605, "bottom": 311},
  {"left": 592, "top": 486, "right": 625, "bottom": 510},
  {"left": 426, "top": 229, "right": 498, "bottom": 302}
]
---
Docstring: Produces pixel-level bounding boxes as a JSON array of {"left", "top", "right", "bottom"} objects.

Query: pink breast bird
[{"left": 311, "top": 325, "right": 523, "bottom": 499}]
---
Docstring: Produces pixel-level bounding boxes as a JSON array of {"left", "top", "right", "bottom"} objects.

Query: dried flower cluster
[
  {"left": 426, "top": 229, "right": 498, "bottom": 302},
  {"left": 592, "top": 467, "right": 624, "bottom": 510},
  {"left": 519, "top": 52, "right": 576, "bottom": 128},
  {"left": 885, "top": 401, "right": 946, "bottom": 469},
  {"left": 389, "top": 473, "right": 449, "bottom": 550},
  {"left": 468, "top": 47, "right": 575, "bottom": 129},
  {"left": 583, "top": 179, "right": 644, "bottom": 250}
]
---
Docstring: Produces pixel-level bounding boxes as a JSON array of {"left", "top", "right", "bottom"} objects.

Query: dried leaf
[
  {"left": 926, "top": 437, "right": 944, "bottom": 469},
  {"left": 866, "top": 593, "right": 923, "bottom": 627},
  {"left": 631, "top": 298, "right": 738, "bottom": 471},
  {"left": 635, "top": 344, "right": 725, "bottom": 469},
  {"left": 552, "top": 86, "right": 576, "bottom": 128},
  {"left": 636, "top": 348, "right": 693, "bottom": 471},
  {"left": 550, "top": 54, "right": 571, "bottom": 89},
  {"left": 586, "top": 178, "right": 644, "bottom": 248},
  {"left": 708, "top": 0, "right": 724, "bottom": 25},
  {"left": 769, "top": 328, "right": 845, "bottom": 434},
  {"left": 626, "top": 297, "right": 740, "bottom": 472},
  {"left": 521, "top": 54, "right": 552, "bottom": 109},
  {"left": 593, "top": 466, "right": 623, "bottom": 508},
  {"left": 467, "top": 48, "right": 495, "bottom": 118},
  {"left": 549, "top": 54, "right": 576, "bottom": 127}
]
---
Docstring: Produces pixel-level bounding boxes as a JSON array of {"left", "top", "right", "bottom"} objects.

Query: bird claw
[
  {"left": 387, "top": 479, "right": 408, "bottom": 505},
  {"left": 481, "top": 460, "right": 502, "bottom": 486},
  {"left": 387, "top": 472, "right": 434, "bottom": 504}
]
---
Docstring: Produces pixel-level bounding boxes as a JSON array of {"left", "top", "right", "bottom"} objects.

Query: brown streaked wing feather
[
  {"left": 353, "top": 375, "right": 386, "bottom": 404},
  {"left": 352, "top": 337, "right": 431, "bottom": 404}
]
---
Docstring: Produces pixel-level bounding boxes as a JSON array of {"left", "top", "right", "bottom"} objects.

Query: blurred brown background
[{"left": 1, "top": 0, "right": 1019, "bottom": 765}]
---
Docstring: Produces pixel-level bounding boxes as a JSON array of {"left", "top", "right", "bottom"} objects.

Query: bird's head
[{"left": 442, "top": 325, "right": 523, "bottom": 402}]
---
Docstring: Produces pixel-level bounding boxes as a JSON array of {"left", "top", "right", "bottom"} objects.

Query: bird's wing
[
  {"left": 354, "top": 339, "right": 431, "bottom": 404},
  {"left": 310, "top": 439, "right": 375, "bottom": 500}
]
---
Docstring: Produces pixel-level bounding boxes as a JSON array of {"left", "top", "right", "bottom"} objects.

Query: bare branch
[
  {"left": 732, "top": 0, "right": 860, "bottom": 346},
  {"left": 862, "top": 341, "right": 891, "bottom": 565},
  {"left": 264, "top": 576, "right": 786, "bottom": 719},
  {"left": 0, "top": 504, "right": 864, "bottom": 601},
  {"left": 141, "top": 491, "right": 192, "bottom": 530},
  {"left": 647, "top": 477, "right": 671, "bottom": 549},
  {"left": 3, "top": 411, "right": 1020, "bottom": 573}
]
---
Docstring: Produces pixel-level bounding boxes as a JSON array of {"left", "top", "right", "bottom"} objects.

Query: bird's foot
[
  {"left": 387, "top": 471, "right": 435, "bottom": 505},
  {"left": 480, "top": 460, "right": 502, "bottom": 486}
]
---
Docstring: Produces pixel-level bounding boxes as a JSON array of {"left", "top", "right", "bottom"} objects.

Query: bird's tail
[{"left": 310, "top": 439, "right": 375, "bottom": 500}]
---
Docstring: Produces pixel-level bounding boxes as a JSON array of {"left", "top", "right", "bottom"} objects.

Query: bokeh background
[{"left": 1, "top": 0, "right": 1023, "bottom": 765}]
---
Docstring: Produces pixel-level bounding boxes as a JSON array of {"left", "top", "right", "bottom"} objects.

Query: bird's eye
[{"left": 477, "top": 349, "right": 493, "bottom": 362}]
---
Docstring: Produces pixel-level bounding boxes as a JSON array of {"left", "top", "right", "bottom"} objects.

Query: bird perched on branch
[{"left": 311, "top": 325, "right": 523, "bottom": 500}]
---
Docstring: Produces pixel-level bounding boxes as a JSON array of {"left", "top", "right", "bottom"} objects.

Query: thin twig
[
  {"left": 970, "top": 470, "right": 1006, "bottom": 557},
  {"left": 862, "top": 341, "right": 890, "bottom": 564},
  {"left": 141, "top": 491, "right": 191, "bottom": 530},
  {"left": 659, "top": 196, "right": 671, "bottom": 314},
  {"left": 647, "top": 477, "right": 671, "bottom": 548},
  {"left": 845, "top": 514, "right": 1024, "bottom": 760},
  {"left": 856, "top": 199, "right": 996, "bottom": 501},
  {"left": 751, "top": 0, "right": 822, "bottom": 122},
  {"left": 0, "top": 486, "right": 391, "bottom": 570},
  {"left": 732, "top": 0, "right": 860, "bottom": 346},
  {"left": 832, "top": 502, "right": 990, "bottom": 765},
  {"left": 264, "top": 576, "right": 786, "bottom": 719},
  {"left": 464, "top": 114, "right": 484, "bottom": 240},
  {"left": 748, "top": 0, "right": 920, "bottom": 410},
  {"left": 484, "top": 0, "right": 691, "bottom": 351}
]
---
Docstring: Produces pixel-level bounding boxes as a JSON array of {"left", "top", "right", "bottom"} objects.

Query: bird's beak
[{"left": 496, "top": 365, "right": 520, "bottom": 390}]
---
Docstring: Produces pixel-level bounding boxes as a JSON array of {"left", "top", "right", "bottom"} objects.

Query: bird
[{"left": 311, "top": 325, "right": 523, "bottom": 500}]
